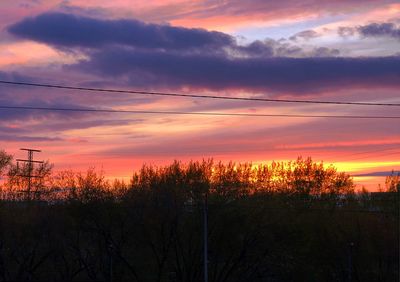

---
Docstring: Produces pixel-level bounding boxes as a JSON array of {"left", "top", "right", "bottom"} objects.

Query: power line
[
  {"left": 1, "top": 105, "right": 400, "bottom": 119},
  {"left": 1, "top": 80, "right": 400, "bottom": 107}
]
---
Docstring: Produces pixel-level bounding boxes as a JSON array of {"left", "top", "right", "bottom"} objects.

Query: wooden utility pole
[{"left": 16, "top": 148, "right": 43, "bottom": 200}]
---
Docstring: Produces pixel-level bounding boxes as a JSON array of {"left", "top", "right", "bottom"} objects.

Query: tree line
[{"left": 0, "top": 149, "right": 398, "bottom": 281}]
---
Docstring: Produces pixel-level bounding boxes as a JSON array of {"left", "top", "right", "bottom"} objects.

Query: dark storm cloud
[
  {"left": 8, "top": 12, "right": 234, "bottom": 50},
  {"left": 7, "top": 12, "right": 399, "bottom": 93},
  {"left": 7, "top": 12, "right": 339, "bottom": 58},
  {"left": 338, "top": 21, "right": 400, "bottom": 40},
  {"left": 233, "top": 39, "right": 339, "bottom": 58},
  {"left": 73, "top": 47, "right": 400, "bottom": 92},
  {"left": 358, "top": 22, "right": 400, "bottom": 39},
  {"left": 234, "top": 40, "right": 274, "bottom": 57}
]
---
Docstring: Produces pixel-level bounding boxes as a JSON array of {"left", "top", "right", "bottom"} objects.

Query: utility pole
[
  {"left": 398, "top": 185, "right": 400, "bottom": 282},
  {"left": 203, "top": 193, "right": 208, "bottom": 282},
  {"left": 348, "top": 242, "right": 354, "bottom": 282},
  {"left": 108, "top": 242, "right": 114, "bottom": 282},
  {"left": 16, "top": 148, "right": 43, "bottom": 200}
]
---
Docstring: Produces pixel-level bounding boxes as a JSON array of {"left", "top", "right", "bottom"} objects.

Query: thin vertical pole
[
  {"left": 398, "top": 185, "right": 400, "bottom": 282},
  {"left": 348, "top": 242, "right": 354, "bottom": 282},
  {"left": 109, "top": 243, "right": 113, "bottom": 282},
  {"left": 203, "top": 193, "right": 208, "bottom": 282}
]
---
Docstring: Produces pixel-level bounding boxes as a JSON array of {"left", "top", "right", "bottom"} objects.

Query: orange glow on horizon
[
  {"left": 43, "top": 155, "right": 399, "bottom": 192},
  {"left": 0, "top": 1, "right": 399, "bottom": 194}
]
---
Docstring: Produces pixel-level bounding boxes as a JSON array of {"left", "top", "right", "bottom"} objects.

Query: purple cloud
[
  {"left": 339, "top": 21, "right": 400, "bottom": 40},
  {"left": 72, "top": 47, "right": 400, "bottom": 93},
  {"left": 8, "top": 12, "right": 233, "bottom": 50},
  {"left": 359, "top": 22, "right": 400, "bottom": 39},
  {"left": 6, "top": 12, "right": 400, "bottom": 94}
]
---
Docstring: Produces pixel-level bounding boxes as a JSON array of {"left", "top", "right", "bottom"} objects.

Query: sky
[{"left": 0, "top": 0, "right": 399, "bottom": 190}]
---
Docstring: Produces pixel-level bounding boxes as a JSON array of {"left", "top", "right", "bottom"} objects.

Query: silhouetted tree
[
  {"left": 0, "top": 152, "right": 397, "bottom": 281},
  {"left": 0, "top": 150, "right": 12, "bottom": 176},
  {"left": 385, "top": 171, "right": 400, "bottom": 192}
]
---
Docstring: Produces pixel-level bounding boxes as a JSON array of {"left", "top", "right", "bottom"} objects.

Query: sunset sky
[{"left": 0, "top": 0, "right": 399, "bottom": 190}]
